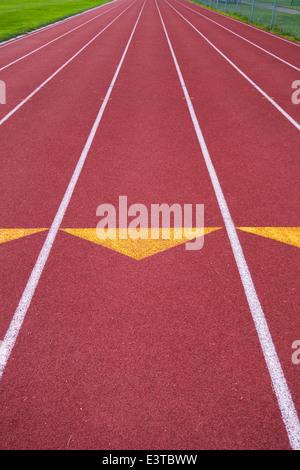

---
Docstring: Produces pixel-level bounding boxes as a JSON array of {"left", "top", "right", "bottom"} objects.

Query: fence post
[
  {"left": 217, "top": 0, "right": 219, "bottom": 10},
  {"left": 225, "top": 0, "right": 228, "bottom": 12},
  {"left": 250, "top": 0, "right": 255, "bottom": 22},
  {"left": 270, "top": 0, "right": 277, "bottom": 30},
  {"left": 236, "top": 0, "right": 239, "bottom": 15}
]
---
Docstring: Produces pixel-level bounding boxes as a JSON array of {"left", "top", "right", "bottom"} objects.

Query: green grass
[
  {"left": 189, "top": 1, "right": 300, "bottom": 42},
  {"left": 246, "top": 0, "right": 300, "bottom": 10},
  {"left": 0, "top": 0, "right": 113, "bottom": 43}
]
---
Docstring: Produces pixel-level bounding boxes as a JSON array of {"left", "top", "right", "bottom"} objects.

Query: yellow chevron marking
[
  {"left": 237, "top": 227, "right": 300, "bottom": 248},
  {"left": 1, "top": 227, "right": 298, "bottom": 254},
  {"left": 61, "top": 228, "right": 222, "bottom": 260},
  {"left": 0, "top": 228, "right": 48, "bottom": 245}
]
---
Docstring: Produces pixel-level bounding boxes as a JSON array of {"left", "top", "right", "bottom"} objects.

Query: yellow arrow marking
[
  {"left": 237, "top": 227, "right": 300, "bottom": 248},
  {"left": 61, "top": 228, "right": 222, "bottom": 260},
  {"left": 0, "top": 228, "right": 299, "bottom": 254},
  {"left": 0, "top": 228, "right": 48, "bottom": 245}
]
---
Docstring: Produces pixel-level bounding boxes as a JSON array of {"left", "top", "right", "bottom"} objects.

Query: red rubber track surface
[
  {"left": 175, "top": 0, "right": 300, "bottom": 64},
  {"left": 0, "top": 0, "right": 299, "bottom": 450}
]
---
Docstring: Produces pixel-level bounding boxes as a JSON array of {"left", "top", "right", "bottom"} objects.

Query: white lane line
[
  {"left": 164, "top": 0, "right": 300, "bottom": 131},
  {"left": 173, "top": 0, "right": 300, "bottom": 71},
  {"left": 0, "top": 0, "right": 121, "bottom": 49},
  {"left": 0, "top": 1, "right": 125, "bottom": 72},
  {"left": 0, "top": 1, "right": 136, "bottom": 127},
  {"left": 0, "top": 0, "right": 146, "bottom": 381},
  {"left": 182, "top": 0, "right": 300, "bottom": 47},
  {"left": 156, "top": 0, "right": 300, "bottom": 450}
]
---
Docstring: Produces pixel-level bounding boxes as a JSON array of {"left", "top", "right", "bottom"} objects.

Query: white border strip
[
  {"left": 155, "top": 0, "right": 300, "bottom": 449},
  {"left": 0, "top": 1, "right": 125, "bottom": 72},
  {"left": 0, "top": 1, "right": 136, "bottom": 127},
  {"left": 0, "top": 0, "right": 120, "bottom": 49},
  {"left": 173, "top": 0, "right": 300, "bottom": 71},
  {"left": 165, "top": 0, "right": 300, "bottom": 131},
  {"left": 0, "top": 0, "right": 146, "bottom": 381},
  {"left": 182, "top": 0, "right": 300, "bottom": 47}
]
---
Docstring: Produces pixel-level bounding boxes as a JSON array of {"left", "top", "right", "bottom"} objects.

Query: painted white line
[
  {"left": 0, "top": 1, "right": 146, "bottom": 381},
  {"left": 164, "top": 0, "right": 300, "bottom": 131},
  {"left": 0, "top": 1, "right": 124, "bottom": 72},
  {"left": 182, "top": 0, "right": 300, "bottom": 47},
  {"left": 173, "top": 0, "right": 300, "bottom": 71},
  {"left": 0, "top": 1, "right": 136, "bottom": 127},
  {"left": 0, "top": 0, "right": 120, "bottom": 49},
  {"left": 156, "top": 0, "right": 300, "bottom": 450}
]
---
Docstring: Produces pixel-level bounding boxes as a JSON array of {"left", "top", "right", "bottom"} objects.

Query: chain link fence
[{"left": 193, "top": 0, "right": 300, "bottom": 39}]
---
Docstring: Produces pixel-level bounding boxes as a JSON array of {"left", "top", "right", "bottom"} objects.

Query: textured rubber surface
[{"left": 0, "top": 0, "right": 299, "bottom": 450}]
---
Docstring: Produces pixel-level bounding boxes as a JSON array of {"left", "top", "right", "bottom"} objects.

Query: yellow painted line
[
  {"left": 60, "top": 227, "right": 222, "bottom": 260},
  {"left": 1, "top": 227, "right": 298, "bottom": 253},
  {"left": 0, "top": 228, "right": 48, "bottom": 244},
  {"left": 237, "top": 227, "right": 300, "bottom": 248}
]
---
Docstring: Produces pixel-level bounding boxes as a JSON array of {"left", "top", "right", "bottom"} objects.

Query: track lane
[
  {"left": 0, "top": 0, "right": 143, "bottom": 338},
  {"left": 0, "top": 0, "right": 297, "bottom": 450},
  {"left": 158, "top": 0, "right": 299, "bottom": 226},
  {"left": 158, "top": 0, "right": 300, "bottom": 447},
  {"left": 0, "top": 0, "right": 136, "bottom": 123},
  {"left": 0, "top": 0, "right": 299, "bottom": 450},
  {"left": 173, "top": 0, "right": 300, "bottom": 71},
  {"left": 0, "top": 0, "right": 128, "bottom": 71},
  {"left": 164, "top": 0, "right": 300, "bottom": 126},
  {"left": 0, "top": 0, "right": 120, "bottom": 51},
  {"left": 237, "top": 231, "right": 300, "bottom": 417},
  {"left": 0, "top": 229, "right": 292, "bottom": 449},
  {"left": 179, "top": 0, "right": 300, "bottom": 59}
]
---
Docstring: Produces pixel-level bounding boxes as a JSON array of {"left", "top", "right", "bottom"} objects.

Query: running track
[{"left": 0, "top": 0, "right": 299, "bottom": 450}]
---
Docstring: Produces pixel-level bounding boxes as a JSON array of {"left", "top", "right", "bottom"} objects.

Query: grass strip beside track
[
  {"left": 188, "top": 1, "right": 300, "bottom": 42},
  {"left": 0, "top": 0, "right": 113, "bottom": 42}
]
